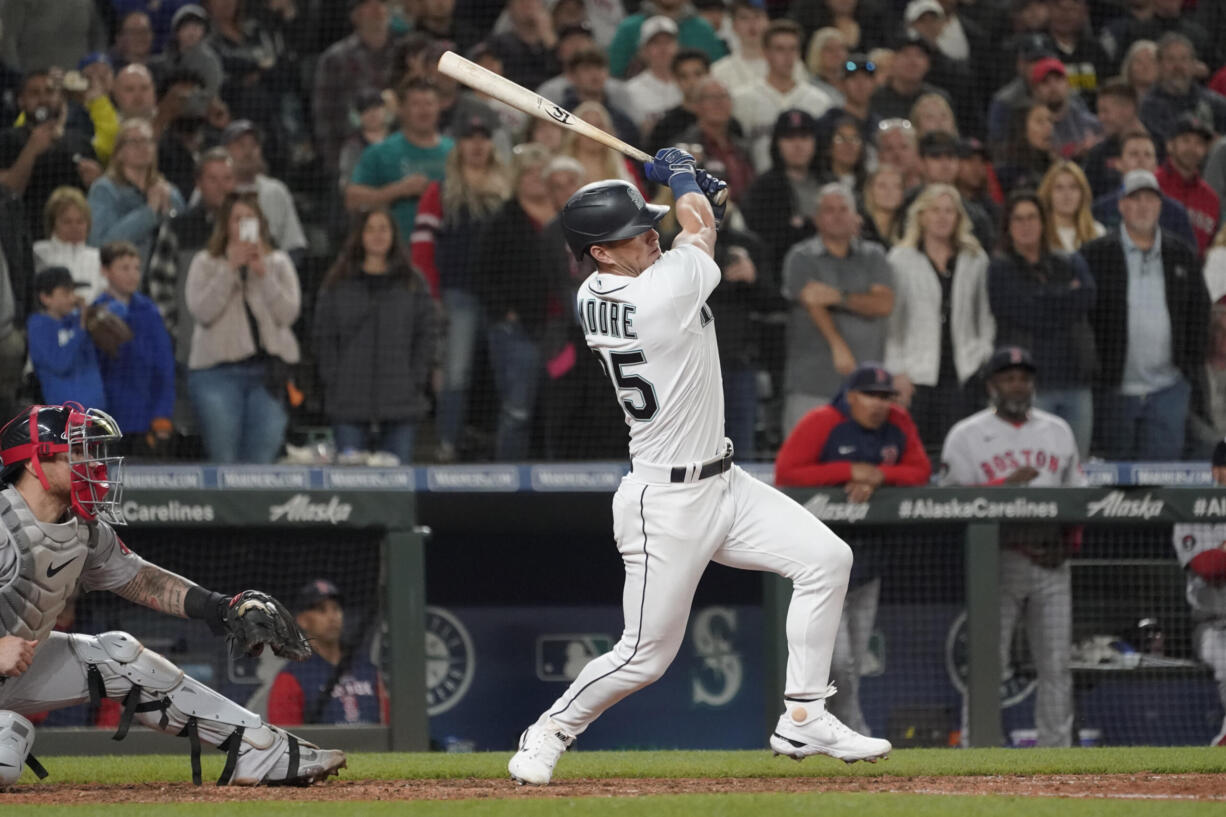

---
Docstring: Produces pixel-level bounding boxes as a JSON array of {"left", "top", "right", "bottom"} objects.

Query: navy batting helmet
[{"left": 561, "top": 180, "right": 669, "bottom": 259}]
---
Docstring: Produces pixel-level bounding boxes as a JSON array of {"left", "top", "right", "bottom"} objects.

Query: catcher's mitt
[
  {"left": 84, "top": 304, "right": 133, "bottom": 358},
  {"left": 222, "top": 590, "right": 312, "bottom": 660}
]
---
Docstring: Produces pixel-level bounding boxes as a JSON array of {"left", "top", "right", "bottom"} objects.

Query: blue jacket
[
  {"left": 27, "top": 311, "right": 105, "bottom": 409},
  {"left": 269, "top": 652, "right": 384, "bottom": 726},
  {"left": 87, "top": 175, "right": 186, "bottom": 259},
  {"left": 93, "top": 292, "right": 175, "bottom": 435}
]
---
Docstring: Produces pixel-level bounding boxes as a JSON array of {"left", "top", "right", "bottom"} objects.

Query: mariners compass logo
[{"left": 425, "top": 606, "right": 475, "bottom": 716}]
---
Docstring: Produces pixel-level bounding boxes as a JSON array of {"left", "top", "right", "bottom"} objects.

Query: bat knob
[{"left": 712, "top": 188, "right": 729, "bottom": 207}]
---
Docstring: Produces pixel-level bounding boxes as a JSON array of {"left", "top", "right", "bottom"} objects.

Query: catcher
[{"left": 0, "top": 403, "right": 345, "bottom": 786}]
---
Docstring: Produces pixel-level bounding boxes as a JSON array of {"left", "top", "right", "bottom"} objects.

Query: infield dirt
[{"left": 4, "top": 773, "right": 1224, "bottom": 804}]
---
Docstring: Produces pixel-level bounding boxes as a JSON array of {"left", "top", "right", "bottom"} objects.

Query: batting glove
[
  {"left": 642, "top": 147, "right": 696, "bottom": 185},
  {"left": 696, "top": 169, "right": 728, "bottom": 226}
]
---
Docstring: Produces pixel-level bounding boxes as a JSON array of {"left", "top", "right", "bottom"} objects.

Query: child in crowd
[
  {"left": 93, "top": 241, "right": 175, "bottom": 451},
  {"left": 27, "top": 266, "right": 106, "bottom": 409}
]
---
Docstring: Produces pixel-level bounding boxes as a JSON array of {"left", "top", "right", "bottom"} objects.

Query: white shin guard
[
  {"left": 66, "top": 631, "right": 302, "bottom": 785},
  {"left": 0, "top": 711, "right": 46, "bottom": 786}
]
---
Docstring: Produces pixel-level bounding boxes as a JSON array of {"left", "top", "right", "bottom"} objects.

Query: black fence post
[
  {"left": 386, "top": 525, "right": 429, "bottom": 750},
  {"left": 965, "top": 522, "right": 1003, "bottom": 747}
]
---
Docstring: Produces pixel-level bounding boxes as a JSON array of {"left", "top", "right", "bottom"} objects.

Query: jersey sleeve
[
  {"left": 660, "top": 244, "right": 722, "bottom": 329},
  {"left": 349, "top": 141, "right": 384, "bottom": 187},
  {"left": 938, "top": 425, "right": 981, "bottom": 486},
  {"left": 879, "top": 410, "right": 932, "bottom": 486},
  {"left": 267, "top": 671, "right": 305, "bottom": 726},
  {"left": 79, "top": 524, "right": 146, "bottom": 592},
  {"left": 1172, "top": 524, "right": 1226, "bottom": 568},
  {"left": 1061, "top": 423, "right": 1088, "bottom": 487},
  {"left": 774, "top": 409, "right": 852, "bottom": 486}
]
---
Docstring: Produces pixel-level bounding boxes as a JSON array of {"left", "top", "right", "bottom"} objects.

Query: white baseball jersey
[
  {"left": 577, "top": 243, "right": 725, "bottom": 466},
  {"left": 1171, "top": 524, "right": 1226, "bottom": 619},
  {"left": 940, "top": 408, "right": 1086, "bottom": 488}
]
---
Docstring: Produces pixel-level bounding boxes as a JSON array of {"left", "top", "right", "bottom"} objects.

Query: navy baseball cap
[
  {"left": 1172, "top": 112, "right": 1214, "bottom": 142},
  {"left": 221, "top": 119, "right": 259, "bottom": 146},
  {"left": 774, "top": 108, "right": 817, "bottom": 138},
  {"left": 846, "top": 363, "right": 898, "bottom": 396},
  {"left": 919, "top": 131, "right": 960, "bottom": 158},
  {"left": 985, "top": 346, "right": 1037, "bottom": 377},
  {"left": 35, "top": 266, "right": 89, "bottom": 295},
  {"left": 1017, "top": 33, "right": 1057, "bottom": 61},
  {"left": 295, "top": 578, "right": 342, "bottom": 613},
  {"left": 845, "top": 54, "right": 876, "bottom": 75}
]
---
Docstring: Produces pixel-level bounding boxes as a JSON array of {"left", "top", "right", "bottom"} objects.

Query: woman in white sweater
[
  {"left": 185, "top": 193, "right": 300, "bottom": 464},
  {"left": 33, "top": 187, "right": 104, "bottom": 302},
  {"left": 886, "top": 183, "right": 995, "bottom": 449}
]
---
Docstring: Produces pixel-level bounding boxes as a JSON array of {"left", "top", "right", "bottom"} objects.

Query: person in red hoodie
[
  {"left": 1156, "top": 113, "right": 1220, "bottom": 256},
  {"left": 775, "top": 362, "right": 930, "bottom": 738}
]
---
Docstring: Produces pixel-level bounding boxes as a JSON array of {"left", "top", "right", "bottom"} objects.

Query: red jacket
[
  {"left": 408, "top": 181, "right": 443, "bottom": 298},
  {"left": 1156, "top": 160, "right": 1220, "bottom": 256},
  {"left": 775, "top": 397, "right": 931, "bottom": 487}
]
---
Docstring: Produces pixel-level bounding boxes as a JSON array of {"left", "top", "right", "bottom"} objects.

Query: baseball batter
[
  {"left": 1171, "top": 439, "right": 1226, "bottom": 746},
  {"left": 0, "top": 403, "right": 346, "bottom": 786},
  {"left": 940, "top": 346, "right": 1085, "bottom": 747},
  {"left": 507, "top": 149, "right": 890, "bottom": 786}
]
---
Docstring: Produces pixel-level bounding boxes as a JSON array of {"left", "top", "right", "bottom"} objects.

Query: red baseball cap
[{"left": 1030, "top": 57, "right": 1067, "bottom": 86}]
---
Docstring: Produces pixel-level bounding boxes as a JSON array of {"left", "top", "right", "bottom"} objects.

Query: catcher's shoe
[
  {"left": 508, "top": 715, "right": 575, "bottom": 785},
  {"left": 770, "top": 705, "right": 891, "bottom": 764},
  {"left": 230, "top": 726, "right": 346, "bottom": 786}
]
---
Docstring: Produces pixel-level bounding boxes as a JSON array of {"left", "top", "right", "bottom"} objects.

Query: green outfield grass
[
  {"left": 3, "top": 748, "right": 1223, "bottom": 816},
  {"left": 6, "top": 797, "right": 1226, "bottom": 817},
  {"left": 12, "top": 745, "right": 1226, "bottom": 784}
]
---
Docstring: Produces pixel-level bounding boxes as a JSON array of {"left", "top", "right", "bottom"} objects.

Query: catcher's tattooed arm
[
  {"left": 113, "top": 564, "right": 197, "bottom": 617},
  {"left": 116, "top": 569, "right": 312, "bottom": 659}
]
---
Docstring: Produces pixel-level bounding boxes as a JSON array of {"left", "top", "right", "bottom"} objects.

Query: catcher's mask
[{"left": 0, "top": 403, "right": 126, "bottom": 524}]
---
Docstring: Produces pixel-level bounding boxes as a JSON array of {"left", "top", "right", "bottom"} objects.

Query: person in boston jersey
[
  {"left": 1170, "top": 438, "right": 1226, "bottom": 746},
  {"left": 940, "top": 346, "right": 1086, "bottom": 747},
  {"left": 267, "top": 579, "right": 387, "bottom": 727},
  {"left": 775, "top": 363, "right": 931, "bottom": 738},
  {"left": 506, "top": 147, "right": 890, "bottom": 787},
  {"left": 0, "top": 403, "right": 346, "bottom": 787}
]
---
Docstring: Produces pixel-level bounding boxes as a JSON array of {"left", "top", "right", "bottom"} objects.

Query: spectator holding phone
[
  {"left": 88, "top": 118, "right": 184, "bottom": 260},
  {"left": 185, "top": 192, "right": 300, "bottom": 463},
  {"left": 0, "top": 71, "right": 101, "bottom": 239}
]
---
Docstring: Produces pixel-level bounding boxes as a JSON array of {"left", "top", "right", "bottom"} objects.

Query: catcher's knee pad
[
  {"left": 66, "top": 631, "right": 264, "bottom": 785},
  {"left": 0, "top": 711, "right": 46, "bottom": 786}
]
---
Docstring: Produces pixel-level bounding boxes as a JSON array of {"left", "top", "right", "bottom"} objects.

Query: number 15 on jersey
[{"left": 594, "top": 349, "right": 660, "bottom": 422}]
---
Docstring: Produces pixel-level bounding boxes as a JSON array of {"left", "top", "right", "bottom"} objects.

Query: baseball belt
[{"left": 632, "top": 439, "right": 734, "bottom": 485}]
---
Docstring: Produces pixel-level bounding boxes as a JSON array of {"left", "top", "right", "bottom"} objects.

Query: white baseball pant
[
  {"left": 829, "top": 576, "right": 881, "bottom": 736},
  {"left": 1195, "top": 620, "right": 1226, "bottom": 742},
  {"left": 999, "top": 549, "right": 1073, "bottom": 747},
  {"left": 542, "top": 464, "right": 853, "bottom": 736}
]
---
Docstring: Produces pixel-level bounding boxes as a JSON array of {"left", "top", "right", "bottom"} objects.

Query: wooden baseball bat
[{"left": 436, "top": 51, "right": 728, "bottom": 205}]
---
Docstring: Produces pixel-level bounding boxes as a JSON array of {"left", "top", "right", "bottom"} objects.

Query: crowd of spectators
[{"left": 2, "top": 0, "right": 1226, "bottom": 464}]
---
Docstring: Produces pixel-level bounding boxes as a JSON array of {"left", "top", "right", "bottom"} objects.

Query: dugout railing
[
  {"left": 35, "top": 467, "right": 428, "bottom": 756},
  {"left": 33, "top": 468, "right": 1226, "bottom": 753},
  {"left": 773, "top": 485, "right": 1224, "bottom": 747}
]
